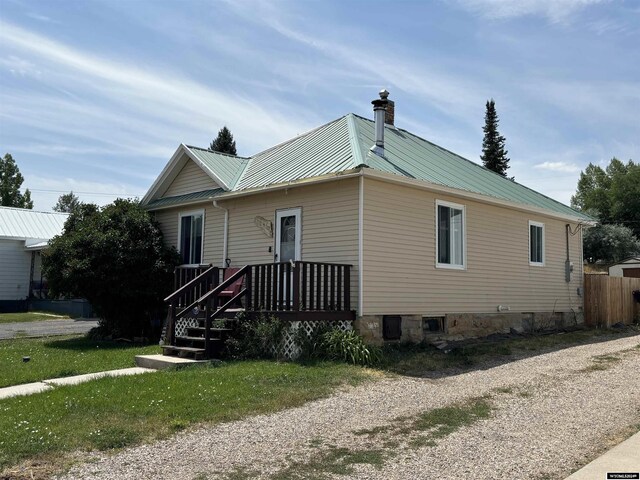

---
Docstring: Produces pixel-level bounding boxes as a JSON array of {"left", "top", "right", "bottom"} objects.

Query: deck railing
[{"left": 164, "top": 261, "right": 353, "bottom": 349}]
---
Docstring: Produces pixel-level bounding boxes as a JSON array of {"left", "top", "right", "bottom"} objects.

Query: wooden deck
[{"left": 163, "top": 262, "right": 355, "bottom": 359}]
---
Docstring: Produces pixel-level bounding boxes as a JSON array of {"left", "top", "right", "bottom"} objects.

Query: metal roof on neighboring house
[
  {"left": 143, "top": 113, "right": 592, "bottom": 222},
  {"left": 0, "top": 207, "right": 68, "bottom": 242}
]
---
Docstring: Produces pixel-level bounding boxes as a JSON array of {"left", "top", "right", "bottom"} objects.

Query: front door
[
  {"left": 274, "top": 208, "right": 301, "bottom": 308},
  {"left": 275, "top": 208, "right": 301, "bottom": 263}
]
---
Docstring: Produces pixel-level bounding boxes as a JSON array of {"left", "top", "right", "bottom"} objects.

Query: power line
[{"left": 27, "top": 188, "right": 144, "bottom": 197}]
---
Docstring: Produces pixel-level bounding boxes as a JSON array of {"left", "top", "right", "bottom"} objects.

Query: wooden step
[
  {"left": 162, "top": 345, "right": 206, "bottom": 360},
  {"left": 186, "top": 326, "right": 232, "bottom": 336}
]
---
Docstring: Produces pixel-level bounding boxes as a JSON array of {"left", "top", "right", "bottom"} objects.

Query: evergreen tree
[
  {"left": 0, "top": 153, "right": 34, "bottom": 209},
  {"left": 480, "top": 100, "right": 511, "bottom": 177},
  {"left": 53, "top": 191, "right": 81, "bottom": 213},
  {"left": 209, "top": 126, "right": 237, "bottom": 155}
]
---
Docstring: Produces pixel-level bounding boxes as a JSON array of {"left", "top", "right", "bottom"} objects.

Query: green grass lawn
[
  {"left": 0, "top": 336, "right": 159, "bottom": 388},
  {"left": 0, "top": 312, "right": 69, "bottom": 325},
  {"left": 0, "top": 361, "right": 370, "bottom": 473}
]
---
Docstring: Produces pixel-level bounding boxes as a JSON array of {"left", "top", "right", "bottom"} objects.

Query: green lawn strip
[
  {"left": 0, "top": 361, "right": 370, "bottom": 472},
  {"left": 0, "top": 335, "right": 158, "bottom": 387},
  {"left": 0, "top": 312, "right": 69, "bottom": 325}
]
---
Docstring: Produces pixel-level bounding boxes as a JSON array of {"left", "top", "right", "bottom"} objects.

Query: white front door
[{"left": 275, "top": 208, "right": 301, "bottom": 263}]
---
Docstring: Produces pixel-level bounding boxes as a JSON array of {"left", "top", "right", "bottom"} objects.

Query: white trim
[
  {"left": 141, "top": 144, "right": 231, "bottom": 206},
  {"left": 435, "top": 199, "right": 467, "bottom": 270},
  {"left": 274, "top": 207, "right": 302, "bottom": 262},
  {"left": 358, "top": 174, "right": 364, "bottom": 316},
  {"left": 528, "top": 220, "right": 545, "bottom": 267},
  {"left": 177, "top": 209, "right": 205, "bottom": 266},
  {"left": 182, "top": 145, "right": 231, "bottom": 191}
]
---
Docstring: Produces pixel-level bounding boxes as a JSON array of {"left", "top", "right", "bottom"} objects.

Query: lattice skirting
[
  {"left": 174, "top": 316, "right": 199, "bottom": 337},
  {"left": 276, "top": 320, "right": 353, "bottom": 360}
]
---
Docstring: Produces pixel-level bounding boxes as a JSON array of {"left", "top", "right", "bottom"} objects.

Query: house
[
  {"left": 608, "top": 256, "right": 640, "bottom": 278},
  {"left": 142, "top": 90, "right": 594, "bottom": 355},
  {"left": 0, "top": 206, "right": 68, "bottom": 312}
]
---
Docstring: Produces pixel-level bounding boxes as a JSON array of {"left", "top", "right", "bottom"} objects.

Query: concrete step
[{"left": 135, "top": 354, "right": 216, "bottom": 370}]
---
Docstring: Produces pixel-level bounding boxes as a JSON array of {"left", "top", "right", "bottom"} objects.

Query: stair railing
[
  {"left": 196, "top": 265, "right": 251, "bottom": 357},
  {"left": 164, "top": 265, "right": 218, "bottom": 346}
]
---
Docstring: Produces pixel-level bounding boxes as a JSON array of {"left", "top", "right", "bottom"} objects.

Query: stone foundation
[{"left": 354, "top": 310, "right": 584, "bottom": 344}]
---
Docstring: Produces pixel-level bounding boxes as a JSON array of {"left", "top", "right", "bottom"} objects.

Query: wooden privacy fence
[{"left": 584, "top": 274, "right": 640, "bottom": 327}]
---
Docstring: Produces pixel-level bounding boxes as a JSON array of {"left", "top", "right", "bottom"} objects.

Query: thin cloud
[
  {"left": 534, "top": 161, "right": 582, "bottom": 173},
  {"left": 454, "top": 0, "right": 607, "bottom": 22},
  {"left": 0, "top": 20, "right": 316, "bottom": 154}
]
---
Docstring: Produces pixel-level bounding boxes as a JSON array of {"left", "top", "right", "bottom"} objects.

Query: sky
[{"left": 0, "top": 0, "right": 638, "bottom": 211}]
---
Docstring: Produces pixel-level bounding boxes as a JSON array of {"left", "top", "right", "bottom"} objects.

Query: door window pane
[{"left": 279, "top": 215, "right": 296, "bottom": 262}]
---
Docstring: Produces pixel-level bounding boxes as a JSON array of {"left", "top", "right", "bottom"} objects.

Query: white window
[
  {"left": 178, "top": 210, "right": 204, "bottom": 265},
  {"left": 436, "top": 200, "right": 465, "bottom": 269},
  {"left": 529, "top": 221, "right": 544, "bottom": 266}
]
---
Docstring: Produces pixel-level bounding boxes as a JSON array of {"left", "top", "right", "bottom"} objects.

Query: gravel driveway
[
  {"left": 61, "top": 333, "right": 640, "bottom": 480},
  {"left": 0, "top": 319, "right": 98, "bottom": 340}
]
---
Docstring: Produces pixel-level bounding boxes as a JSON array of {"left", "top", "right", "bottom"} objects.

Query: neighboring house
[
  {"left": 142, "top": 91, "right": 594, "bottom": 347},
  {"left": 0, "top": 207, "right": 68, "bottom": 312},
  {"left": 608, "top": 256, "right": 640, "bottom": 278}
]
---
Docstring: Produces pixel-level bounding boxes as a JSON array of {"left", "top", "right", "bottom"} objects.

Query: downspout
[
  {"left": 358, "top": 171, "right": 364, "bottom": 316},
  {"left": 213, "top": 200, "right": 229, "bottom": 267}
]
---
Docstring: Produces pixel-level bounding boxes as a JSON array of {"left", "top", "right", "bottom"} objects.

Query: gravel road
[
  {"left": 61, "top": 333, "right": 640, "bottom": 480},
  {"left": 0, "top": 319, "right": 98, "bottom": 340}
]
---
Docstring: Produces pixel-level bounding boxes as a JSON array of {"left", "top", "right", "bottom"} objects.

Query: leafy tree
[
  {"left": 480, "top": 99, "right": 510, "bottom": 177},
  {"left": 53, "top": 191, "right": 81, "bottom": 213},
  {"left": 42, "top": 199, "right": 180, "bottom": 338},
  {"left": 0, "top": 153, "right": 33, "bottom": 209},
  {"left": 583, "top": 224, "right": 640, "bottom": 264},
  {"left": 209, "top": 126, "right": 237, "bottom": 155},
  {"left": 571, "top": 158, "right": 640, "bottom": 237}
]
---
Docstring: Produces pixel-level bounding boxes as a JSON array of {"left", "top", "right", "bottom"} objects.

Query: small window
[
  {"left": 179, "top": 211, "right": 204, "bottom": 265},
  {"left": 529, "top": 221, "right": 544, "bottom": 266},
  {"left": 423, "top": 316, "right": 445, "bottom": 334},
  {"left": 436, "top": 200, "right": 465, "bottom": 269}
]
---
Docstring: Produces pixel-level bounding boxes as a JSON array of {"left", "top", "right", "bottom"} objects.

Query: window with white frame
[
  {"left": 529, "top": 221, "right": 544, "bottom": 266},
  {"left": 436, "top": 200, "right": 465, "bottom": 269},
  {"left": 179, "top": 210, "right": 204, "bottom": 265}
]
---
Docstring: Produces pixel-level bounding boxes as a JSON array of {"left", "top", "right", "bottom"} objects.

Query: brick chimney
[{"left": 380, "top": 89, "right": 395, "bottom": 126}]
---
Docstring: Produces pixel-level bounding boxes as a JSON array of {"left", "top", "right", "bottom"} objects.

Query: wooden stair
[{"left": 162, "top": 317, "right": 234, "bottom": 360}]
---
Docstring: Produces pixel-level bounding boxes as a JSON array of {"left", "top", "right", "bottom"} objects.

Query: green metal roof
[
  {"left": 146, "top": 188, "right": 224, "bottom": 209},
  {"left": 348, "top": 115, "right": 592, "bottom": 221},
  {"left": 151, "top": 114, "right": 591, "bottom": 221},
  {"left": 185, "top": 146, "right": 249, "bottom": 191}
]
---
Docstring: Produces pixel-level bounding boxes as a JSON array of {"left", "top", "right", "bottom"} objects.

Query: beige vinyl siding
[
  {"left": 153, "top": 203, "right": 225, "bottom": 266},
  {"left": 223, "top": 178, "right": 359, "bottom": 305},
  {"left": 362, "top": 178, "right": 583, "bottom": 315},
  {"left": 0, "top": 239, "right": 31, "bottom": 300},
  {"left": 163, "top": 160, "right": 220, "bottom": 197}
]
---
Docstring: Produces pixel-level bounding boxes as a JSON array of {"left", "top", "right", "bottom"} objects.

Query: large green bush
[{"left": 42, "top": 200, "right": 179, "bottom": 338}]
